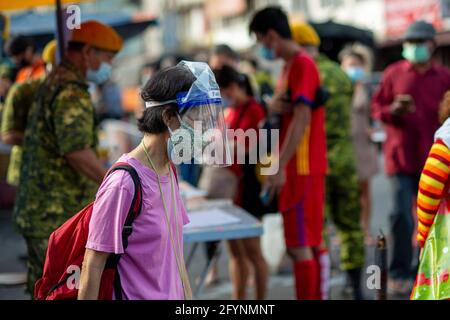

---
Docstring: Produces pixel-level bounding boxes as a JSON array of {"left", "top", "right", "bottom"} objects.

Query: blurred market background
[
  {"left": 1, "top": 0, "right": 450, "bottom": 300},
  {"left": 4, "top": 0, "right": 450, "bottom": 102}
]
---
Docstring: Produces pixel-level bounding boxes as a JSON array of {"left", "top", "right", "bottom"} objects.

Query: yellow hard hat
[
  {"left": 42, "top": 39, "right": 57, "bottom": 65},
  {"left": 69, "top": 20, "right": 123, "bottom": 53},
  {"left": 291, "top": 22, "right": 321, "bottom": 46}
]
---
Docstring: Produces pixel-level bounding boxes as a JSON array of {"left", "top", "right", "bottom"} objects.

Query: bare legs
[{"left": 227, "top": 237, "right": 268, "bottom": 300}]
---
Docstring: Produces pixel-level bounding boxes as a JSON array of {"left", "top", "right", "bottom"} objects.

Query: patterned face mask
[
  {"left": 145, "top": 60, "right": 231, "bottom": 167},
  {"left": 167, "top": 114, "right": 207, "bottom": 162}
]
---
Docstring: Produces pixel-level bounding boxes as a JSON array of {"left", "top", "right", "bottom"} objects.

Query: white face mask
[{"left": 167, "top": 114, "right": 207, "bottom": 163}]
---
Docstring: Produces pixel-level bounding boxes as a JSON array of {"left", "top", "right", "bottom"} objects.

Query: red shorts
[{"left": 281, "top": 175, "right": 325, "bottom": 248}]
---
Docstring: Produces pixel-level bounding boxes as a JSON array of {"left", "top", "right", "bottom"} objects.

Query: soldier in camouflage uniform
[
  {"left": 316, "top": 54, "right": 364, "bottom": 272},
  {"left": 0, "top": 61, "right": 15, "bottom": 111},
  {"left": 1, "top": 41, "right": 57, "bottom": 186},
  {"left": 1, "top": 79, "right": 43, "bottom": 186},
  {"left": 14, "top": 21, "right": 123, "bottom": 296},
  {"left": 292, "top": 23, "right": 365, "bottom": 300}
]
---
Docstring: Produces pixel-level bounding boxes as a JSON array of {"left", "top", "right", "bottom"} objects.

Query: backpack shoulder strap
[
  {"left": 106, "top": 162, "right": 143, "bottom": 250},
  {"left": 170, "top": 162, "right": 178, "bottom": 184},
  {"left": 103, "top": 162, "right": 142, "bottom": 301}
]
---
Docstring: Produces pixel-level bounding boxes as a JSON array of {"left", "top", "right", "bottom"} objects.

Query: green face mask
[{"left": 402, "top": 43, "right": 430, "bottom": 64}]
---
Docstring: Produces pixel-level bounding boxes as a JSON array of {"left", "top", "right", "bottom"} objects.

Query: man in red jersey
[{"left": 249, "top": 6, "right": 327, "bottom": 300}]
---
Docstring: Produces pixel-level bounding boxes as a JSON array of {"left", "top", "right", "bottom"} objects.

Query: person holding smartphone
[{"left": 372, "top": 20, "right": 450, "bottom": 295}]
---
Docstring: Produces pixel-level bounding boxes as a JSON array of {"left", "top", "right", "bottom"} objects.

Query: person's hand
[
  {"left": 264, "top": 169, "right": 286, "bottom": 201},
  {"left": 366, "top": 127, "right": 375, "bottom": 139},
  {"left": 390, "top": 94, "right": 415, "bottom": 116},
  {"left": 266, "top": 93, "right": 292, "bottom": 114}
]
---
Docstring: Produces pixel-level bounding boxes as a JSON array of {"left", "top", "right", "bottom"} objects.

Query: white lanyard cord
[{"left": 141, "top": 141, "right": 192, "bottom": 299}]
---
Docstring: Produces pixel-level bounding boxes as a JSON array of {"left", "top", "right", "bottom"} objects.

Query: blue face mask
[
  {"left": 345, "top": 67, "right": 366, "bottom": 83},
  {"left": 87, "top": 62, "right": 112, "bottom": 85},
  {"left": 259, "top": 45, "right": 276, "bottom": 61}
]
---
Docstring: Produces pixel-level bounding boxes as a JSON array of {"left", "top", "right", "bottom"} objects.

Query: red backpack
[{"left": 34, "top": 163, "right": 143, "bottom": 300}]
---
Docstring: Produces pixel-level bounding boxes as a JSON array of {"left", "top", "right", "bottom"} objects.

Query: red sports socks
[
  {"left": 293, "top": 259, "right": 319, "bottom": 300},
  {"left": 314, "top": 248, "right": 330, "bottom": 300}
]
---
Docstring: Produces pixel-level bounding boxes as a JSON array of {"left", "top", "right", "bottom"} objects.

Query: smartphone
[
  {"left": 397, "top": 95, "right": 415, "bottom": 112},
  {"left": 260, "top": 187, "right": 272, "bottom": 206},
  {"left": 262, "top": 94, "right": 273, "bottom": 106}
]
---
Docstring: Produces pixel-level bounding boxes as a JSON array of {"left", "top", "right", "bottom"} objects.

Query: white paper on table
[
  {"left": 179, "top": 181, "right": 207, "bottom": 200},
  {"left": 181, "top": 188, "right": 207, "bottom": 200},
  {"left": 185, "top": 208, "right": 241, "bottom": 229}
]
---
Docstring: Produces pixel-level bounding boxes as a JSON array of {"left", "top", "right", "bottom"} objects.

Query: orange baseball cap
[{"left": 69, "top": 20, "right": 123, "bottom": 53}]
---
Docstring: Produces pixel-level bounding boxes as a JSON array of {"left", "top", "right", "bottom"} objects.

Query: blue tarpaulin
[{"left": 8, "top": 11, "right": 158, "bottom": 49}]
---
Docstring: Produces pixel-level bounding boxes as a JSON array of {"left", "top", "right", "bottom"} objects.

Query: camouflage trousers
[
  {"left": 24, "top": 237, "right": 48, "bottom": 298},
  {"left": 326, "top": 174, "right": 365, "bottom": 271}
]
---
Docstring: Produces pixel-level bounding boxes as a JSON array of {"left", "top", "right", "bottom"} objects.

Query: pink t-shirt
[{"left": 86, "top": 154, "right": 189, "bottom": 300}]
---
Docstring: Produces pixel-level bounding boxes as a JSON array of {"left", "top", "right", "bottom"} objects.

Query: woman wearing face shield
[{"left": 78, "top": 64, "right": 198, "bottom": 300}]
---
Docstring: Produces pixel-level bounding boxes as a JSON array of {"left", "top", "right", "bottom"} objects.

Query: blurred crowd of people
[{"left": 1, "top": 4, "right": 450, "bottom": 301}]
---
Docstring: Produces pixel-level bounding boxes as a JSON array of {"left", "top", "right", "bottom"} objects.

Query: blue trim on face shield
[{"left": 176, "top": 90, "right": 222, "bottom": 109}]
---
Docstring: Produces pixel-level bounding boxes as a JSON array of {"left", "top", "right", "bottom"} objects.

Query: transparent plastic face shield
[
  {"left": 175, "top": 61, "right": 231, "bottom": 167},
  {"left": 145, "top": 61, "right": 231, "bottom": 167}
]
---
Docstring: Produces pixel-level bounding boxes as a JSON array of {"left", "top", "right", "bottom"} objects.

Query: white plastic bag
[{"left": 261, "top": 213, "right": 286, "bottom": 274}]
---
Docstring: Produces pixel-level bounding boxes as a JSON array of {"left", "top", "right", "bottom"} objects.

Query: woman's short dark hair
[
  {"left": 138, "top": 64, "right": 196, "bottom": 134},
  {"left": 212, "top": 44, "right": 239, "bottom": 62},
  {"left": 214, "top": 65, "right": 254, "bottom": 97},
  {"left": 249, "top": 6, "right": 292, "bottom": 39}
]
